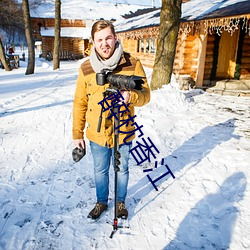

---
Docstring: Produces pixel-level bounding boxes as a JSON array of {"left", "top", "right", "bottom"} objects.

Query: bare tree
[
  {"left": 0, "top": 37, "right": 11, "bottom": 71},
  {"left": 53, "top": 0, "right": 61, "bottom": 70},
  {"left": 29, "top": 0, "right": 47, "bottom": 8},
  {"left": 151, "top": 0, "right": 182, "bottom": 90},
  {"left": 0, "top": 0, "right": 24, "bottom": 37},
  {"left": 0, "top": 0, "right": 23, "bottom": 71},
  {"left": 22, "top": 0, "right": 35, "bottom": 75}
]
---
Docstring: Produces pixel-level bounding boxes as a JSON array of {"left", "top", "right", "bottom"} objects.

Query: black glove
[{"left": 72, "top": 146, "right": 86, "bottom": 162}]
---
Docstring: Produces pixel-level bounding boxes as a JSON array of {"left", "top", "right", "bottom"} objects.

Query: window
[{"left": 137, "top": 38, "right": 156, "bottom": 54}]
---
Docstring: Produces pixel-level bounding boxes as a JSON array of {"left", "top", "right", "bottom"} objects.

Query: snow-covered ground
[{"left": 0, "top": 49, "right": 249, "bottom": 250}]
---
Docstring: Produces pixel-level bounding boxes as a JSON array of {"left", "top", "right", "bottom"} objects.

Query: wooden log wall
[
  {"left": 173, "top": 34, "right": 185, "bottom": 75},
  {"left": 120, "top": 39, "right": 137, "bottom": 54},
  {"left": 61, "top": 38, "right": 74, "bottom": 52},
  {"left": 120, "top": 31, "right": 200, "bottom": 78},
  {"left": 240, "top": 35, "right": 250, "bottom": 79},
  {"left": 120, "top": 38, "right": 156, "bottom": 68},
  {"left": 41, "top": 37, "right": 86, "bottom": 58},
  {"left": 41, "top": 37, "right": 53, "bottom": 58},
  {"left": 183, "top": 35, "right": 198, "bottom": 79},
  {"left": 72, "top": 38, "right": 87, "bottom": 56},
  {"left": 134, "top": 53, "right": 156, "bottom": 68},
  {"left": 173, "top": 34, "right": 199, "bottom": 80},
  {"left": 32, "top": 18, "right": 86, "bottom": 29},
  {"left": 203, "top": 34, "right": 216, "bottom": 82}
]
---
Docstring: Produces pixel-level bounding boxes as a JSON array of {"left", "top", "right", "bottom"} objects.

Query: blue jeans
[{"left": 90, "top": 141, "right": 132, "bottom": 205}]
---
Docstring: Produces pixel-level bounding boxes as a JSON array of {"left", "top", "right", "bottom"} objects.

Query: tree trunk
[
  {"left": 151, "top": 0, "right": 182, "bottom": 90},
  {"left": 0, "top": 37, "right": 11, "bottom": 71},
  {"left": 53, "top": 0, "right": 61, "bottom": 70},
  {"left": 22, "top": 0, "right": 35, "bottom": 75}
]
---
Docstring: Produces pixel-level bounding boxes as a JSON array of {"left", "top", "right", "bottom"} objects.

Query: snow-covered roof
[
  {"left": 114, "top": 8, "right": 160, "bottom": 32},
  {"left": 114, "top": 0, "right": 250, "bottom": 33},
  {"left": 182, "top": 0, "right": 250, "bottom": 21},
  {"left": 30, "top": 0, "right": 152, "bottom": 20},
  {"left": 40, "top": 27, "right": 91, "bottom": 39}
]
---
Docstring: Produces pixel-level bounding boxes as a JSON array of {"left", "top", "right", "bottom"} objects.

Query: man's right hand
[{"left": 74, "top": 139, "right": 85, "bottom": 149}]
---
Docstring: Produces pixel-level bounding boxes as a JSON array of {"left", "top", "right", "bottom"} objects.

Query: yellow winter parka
[{"left": 72, "top": 52, "right": 150, "bottom": 148}]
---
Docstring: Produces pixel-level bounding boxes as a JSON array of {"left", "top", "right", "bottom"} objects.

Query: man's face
[{"left": 93, "top": 27, "right": 117, "bottom": 60}]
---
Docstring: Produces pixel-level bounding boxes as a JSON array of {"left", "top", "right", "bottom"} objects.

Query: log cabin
[
  {"left": 30, "top": 1, "right": 152, "bottom": 61},
  {"left": 115, "top": 0, "right": 250, "bottom": 92},
  {"left": 31, "top": 18, "right": 92, "bottom": 60}
]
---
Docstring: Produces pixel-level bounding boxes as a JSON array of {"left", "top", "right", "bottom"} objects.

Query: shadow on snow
[
  {"left": 0, "top": 100, "right": 73, "bottom": 117},
  {"left": 164, "top": 172, "right": 247, "bottom": 249},
  {"left": 128, "top": 118, "right": 240, "bottom": 212}
]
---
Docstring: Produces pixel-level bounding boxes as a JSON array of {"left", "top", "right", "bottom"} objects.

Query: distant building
[
  {"left": 30, "top": 1, "right": 151, "bottom": 60},
  {"left": 31, "top": 18, "right": 92, "bottom": 60}
]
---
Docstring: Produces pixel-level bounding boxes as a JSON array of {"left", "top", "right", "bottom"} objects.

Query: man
[{"left": 72, "top": 20, "right": 150, "bottom": 220}]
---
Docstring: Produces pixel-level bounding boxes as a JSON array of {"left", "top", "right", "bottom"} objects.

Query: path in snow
[{"left": 0, "top": 60, "right": 249, "bottom": 249}]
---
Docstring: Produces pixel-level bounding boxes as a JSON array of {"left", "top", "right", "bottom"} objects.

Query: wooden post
[{"left": 195, "top": 32, "right": 207, "bottom": 88}]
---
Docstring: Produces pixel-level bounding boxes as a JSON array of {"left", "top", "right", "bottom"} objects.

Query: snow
[
  {"left": 40, "top": 27, "right": 92, "bottom": 39},
  {"left": 115, "top": 0, "right": 249, "bottom": 32},
  {"left": 94, "top": 0, "right": 161, "bottom": 7},
  {"left": 30, "top": 0, "right": 153, "bottom": 20},
  {"left": 182, "top": 0, "right": 249, "bottom": 21},
  {"left": 0, "top": 48, "right": 250, "bottom": 249},
  {"left": 114, "top": 9, "right": 160, "bottom": 32}
]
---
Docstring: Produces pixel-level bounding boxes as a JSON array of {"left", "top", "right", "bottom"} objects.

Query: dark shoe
[
  {"left": 87, "top": 202, "right": 108, "bottom": 220},
  {"left": 117, "top": 202, "right": 128, "bottom": 219}
]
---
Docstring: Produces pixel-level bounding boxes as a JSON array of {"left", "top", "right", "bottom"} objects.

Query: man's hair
[{"left": 91, "top": 20, "right": 116, "bottom": 40}]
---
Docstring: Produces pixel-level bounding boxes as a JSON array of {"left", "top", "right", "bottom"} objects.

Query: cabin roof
[
  {"left": 182, "top": 0, "right": 250, "bottom": 21},
  {"left": 40, "top": 27, "right": 91, "bottom": 39},
  {"left": 115, "top": 8, "right": 160, "bottom": 33},
  {"left": 115, "top": 0, "right": 250, "bottom": 32},
  {"left": 30, "top": 0, "right": 151, "bottom": 20}
]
